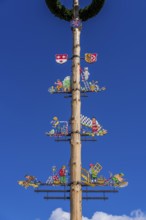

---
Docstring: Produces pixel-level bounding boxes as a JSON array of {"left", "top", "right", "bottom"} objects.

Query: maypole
[
  {"left": 18, "top": 1, "right": 128, "bottom": 220},
  {"left": 70, "top": 1, "right": 82, "bottom": 219}
]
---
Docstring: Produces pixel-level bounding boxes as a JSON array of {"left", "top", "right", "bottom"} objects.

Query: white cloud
[
  {"left": 49, "top": 208, "right": 70, "bottom": 220},
  {"left": 49, "top": 208, "right": 146, "bottom": 220}
]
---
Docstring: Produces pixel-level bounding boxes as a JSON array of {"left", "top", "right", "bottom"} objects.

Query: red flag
[{"left": 55, "top": 54, "right": 68, "bottom": 64}]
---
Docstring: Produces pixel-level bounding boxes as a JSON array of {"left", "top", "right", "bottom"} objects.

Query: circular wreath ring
[{"left": 45, "top": 0, "right": 105, "bottom": 22}]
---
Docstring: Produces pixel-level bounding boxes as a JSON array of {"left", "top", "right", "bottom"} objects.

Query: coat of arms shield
[
  {"left": 85, "top": 53, "right": 98, "bottom": 63},
  {"left": 55, "top": 54, "right": 68, "bottom": 64}
]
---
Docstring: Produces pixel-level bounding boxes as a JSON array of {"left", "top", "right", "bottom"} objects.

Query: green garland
[{"left": 45, "top": 0, "right": 105, "bottom": 22}]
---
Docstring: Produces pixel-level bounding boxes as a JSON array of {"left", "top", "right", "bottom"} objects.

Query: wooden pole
[{"left": 70, "top": 1, "right": 82, "bottom": 220}]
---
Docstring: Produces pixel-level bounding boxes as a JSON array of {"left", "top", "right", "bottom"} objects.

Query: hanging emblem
[
  {"left": 55, "top": 54, "right": 68, "bottom": 64},
  {"left": 70, "top": 19, "right": 82, "bottom": 28},
  {"left": 85, "top": 53, "right": 98, "bottom": 63}
]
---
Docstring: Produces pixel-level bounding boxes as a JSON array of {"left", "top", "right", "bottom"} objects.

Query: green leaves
[{"left": 45, "top": 0, "right": 105, "bottom": 22}]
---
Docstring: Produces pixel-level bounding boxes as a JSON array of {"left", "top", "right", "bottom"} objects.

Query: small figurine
[
  {"left": 18, "top": 174, "right": 40, "bottom": 189},
  {"left": 89, "top": 164, "right": 97, "bottom": 183},
  {"left": 51, "top": 117, "right": 61, "bottom": 134},
  {"left": 83, "top": 67, "right": 90, "bottom": 81},
  {"left": 55, "top": 79, "right": 63, "bottom": 91},
  {"left": 91, "top": 117, "right": 100, "bottom": 134},
  {"left": 59, "top": 165, "right": 67, "bottom": 184},
  {"left": 25, "top": 175, "right": 36, "bottom": 183},
  {"left": 112, "top": 173, "right": 124, "bottom": 184}
]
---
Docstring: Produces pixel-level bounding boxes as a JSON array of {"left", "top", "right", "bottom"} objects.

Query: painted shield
[
  {"left": 55, "top": 54, "right": 68, "bottom": 64},
  {"left": 85, "top": 53, "right": 98, "bottom": 63}
]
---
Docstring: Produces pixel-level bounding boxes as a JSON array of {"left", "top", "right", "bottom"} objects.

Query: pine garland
[{"left": 45, "top": 0, "right": 105, "bottom": 22}]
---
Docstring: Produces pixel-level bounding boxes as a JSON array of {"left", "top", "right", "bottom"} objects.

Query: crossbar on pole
[
  {"left": 35, "top": 189, "right": 118, "bottom": 193},
  {"left": 44, "top": 196, "right": 108, "bottom": 200}
]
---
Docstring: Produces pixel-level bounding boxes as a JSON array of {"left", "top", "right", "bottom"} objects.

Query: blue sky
[{"left": 0, "top": 0, "right": 146, "bottom": 220}]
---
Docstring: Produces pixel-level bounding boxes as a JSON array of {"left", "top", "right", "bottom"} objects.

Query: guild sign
[
  {"left": 85, "top": 53, "right": 98, "bottom": 63},
  {"left": 55, "top": 54, "right": 68, "bottom": 64}
]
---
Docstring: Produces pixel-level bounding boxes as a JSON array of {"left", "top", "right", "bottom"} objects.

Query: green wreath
[{"left": 45, "top": 0, "right": 105, "bottom": 22}]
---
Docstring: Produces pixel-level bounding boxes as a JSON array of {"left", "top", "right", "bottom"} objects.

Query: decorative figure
[
  {"left": 55, "top": 54, "right": 68, "bottom": 64},
  {"left": 112, "top": 173, "right": 124, "bottom": 184},
  {"left": 18, "top": 175, "right": 40, "bottom": 189},
  {"left": 81, "top": 162, "right": 102, "bottom": 186},
  {"left": 55, "top": 79, "right": 63, "bottom": 91},
  {"left": 46, "top": 117, "right": 68, "bottom": 137},
  {"left": 46, "top": 165, "right": 68, "bottom": 185},
  {"left": 80, "top": 67, "right": 90, "bottom": 91},
  {"left": 89, "top": 164, "right": 97, "bottom": 183},
  {"left": 110, "top": 173, "right": 128, "bottom": 187},
  {"left": 25, "top": 175, "right": 37, "bottom": 183},
  {"left": 80, "top": 114, "right": 107, "bottom": 136},
  {"left": 104, "top": 172, "right": 128, "bottom": 188},
  {"left": 80, "top": 67, "right": 106, "bottom": 92},
  {"left": 46, "top": 166, "right": 57, "bottom": 185},
  {"left": 81, "top": 162, "right": 128, "bottom": 188},
  {"left": 52, "top": 166, "right": 60, "bottom": 184},
  {"left": 48, "top": 76, "right": 71, "bottom": 93},
  {"left": 91, "top": 117, "right": 100, "bottom": 134},
  {"left": 51, "top": 117, "right": 61, "bottom": 134},
  {"left": 59, "top": 165, "right": 67, "bottom": 184},
  {"left": 83, "top": 67, "right": 90, "bottom": 81}
]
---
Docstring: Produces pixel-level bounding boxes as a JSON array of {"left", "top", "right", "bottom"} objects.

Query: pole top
[{"left": 45, "top": 0, "right": 106, "bottom": 22}]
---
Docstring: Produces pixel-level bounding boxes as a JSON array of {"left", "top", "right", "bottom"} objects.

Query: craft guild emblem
[
  {"left": 85, "top": 53, "right": 98, "bottom": 63},
  {"left": 55, "top": 54, "right": 68, "bottom": 64}
]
